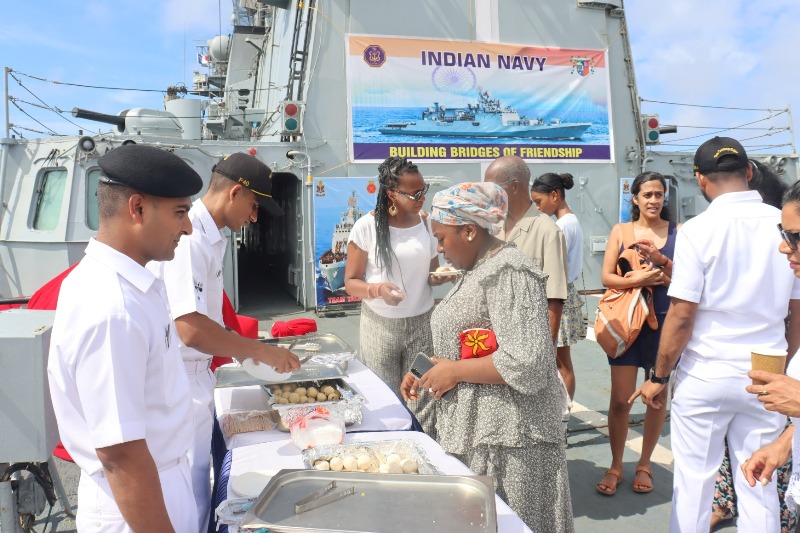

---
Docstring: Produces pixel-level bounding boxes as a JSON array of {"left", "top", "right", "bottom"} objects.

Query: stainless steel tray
[
  {"left": 215, "top": 363, "right": 348, "bottom": 388},
  {"left": 262, "top": 333, "right": 356, "bottom": 368},
  {"left": 239, "top": 469, "right": 498, "bottom": 532}
]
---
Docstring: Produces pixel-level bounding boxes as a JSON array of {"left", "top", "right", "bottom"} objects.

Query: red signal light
[
  {"left": 647, "top": 117, "right": 659, "bottom": 129},
  {"left": 284, "top": 103, "right": 299, "bottom": 117}
]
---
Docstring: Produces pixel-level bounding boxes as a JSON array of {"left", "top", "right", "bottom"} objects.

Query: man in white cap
[
  {"left": 48, "top": 144, "right": 204, "bottom": 531},
  {"left": 633, "top": 137, "right": 800, "bottom": 531},
  {"left": 152, "top": 152, "right": 301, "bottom": 531}
]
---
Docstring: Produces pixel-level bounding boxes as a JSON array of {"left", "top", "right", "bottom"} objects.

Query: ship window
[
  {"left": 86, "top": 169, "right": 101, "bottom": 230},
  {"left": 32, "top": 168, "right": 67, "bottom": 231}
]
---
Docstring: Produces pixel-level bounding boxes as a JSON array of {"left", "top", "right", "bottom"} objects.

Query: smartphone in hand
[{"left": 409, "top": 352, "right": 455, "bottom": 400}]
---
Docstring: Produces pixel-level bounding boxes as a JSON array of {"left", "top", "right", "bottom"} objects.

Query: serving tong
[{"left": 294, "top": 480, "right": 355, "bottom": 514}]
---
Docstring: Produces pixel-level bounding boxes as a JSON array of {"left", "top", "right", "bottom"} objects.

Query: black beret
[{"left": 97, "top": 145, "right": 203, "bottom": 198}]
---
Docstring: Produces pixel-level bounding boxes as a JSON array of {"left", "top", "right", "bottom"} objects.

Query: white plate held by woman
[
  {"left": 230, "top": 470, "right": 278, "bottom": 498},
  {"left": 241, "top": 358, "right": 293, "bottom": 383}
]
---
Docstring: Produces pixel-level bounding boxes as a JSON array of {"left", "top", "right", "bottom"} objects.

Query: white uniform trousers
[
  {"left": 76, "top": 456, "right": 197, "bottom": 532},
  {"left": 670, "top": 366, "right": 786, "bottom": 533},
  {"left": 184, "top": 359, "right": 215, "bottom": 533}
]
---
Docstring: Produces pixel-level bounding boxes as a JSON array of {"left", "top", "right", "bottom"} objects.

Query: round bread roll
[
  {"left": 329, "top": 457, "right": 344, "bottom": 471},
  {"left": 380, "top": 462, "right": 403, "bottom": 474},
  {"left": 326, "top": 392, "right": 339, "bottom": 401},
  {"left": 386, "top": 453, "right": 402, "bottom": 465},
  {"left": 307, "top": 387, "right": 319, "bottom": 397},
  {"left": 295, "top": 387, "right": 307, "bottom": 396},
  {"left": 281, "top": 384, "right": 293, "bottom": 392},
  {"left": 316, "top": 392, "right": 327, "bottom": 402},
  {"left": 270, "top": 386, "right": 281, "bottom": 394},
  {"left": 281, "top": 391, "right": 292, "bottom": 399},
  {"left": 277, "top": 397, "right": 289, "bottom": 404},
  {"left": 321, "top": 385, "right": 335, "bottom": 395},
  {"left": 314, "top": 460, "right": 330, "bottom": 471},
  {"left": 342, "top": 455, "right": 358, "bottom": 471},
  {"left": 288, "top": 392, "right": 300, "bottom": 403},
  {"left": 299, "top": 395, "right": 308, "bottom": 404},
  {"left": 400, "top": 458, "right": 418, "bottom": 474},
  {"left": 356, "top": 454, "right": 372, "bottom": 471}
]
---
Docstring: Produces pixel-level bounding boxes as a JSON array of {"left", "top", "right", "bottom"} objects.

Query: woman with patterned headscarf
[{"left": 400, "top": 182, "right": 574, "bottom": 532}]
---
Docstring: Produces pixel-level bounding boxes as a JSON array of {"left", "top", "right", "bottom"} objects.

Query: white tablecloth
[
  {"left": 226, "top": 430, "right": 531, "bottom": 533},
  {"left": 214, "top": 359, "right": 413, "bottom": 449}
]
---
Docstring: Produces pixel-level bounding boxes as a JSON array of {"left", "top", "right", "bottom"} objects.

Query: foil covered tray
[
  {"left": 264, "top": 379, "right": 364, "bottom": 429},
  {"left": 300, "top": 439, "right": 440, "bottom": 475},
  {"left": 239, "top": 469, "right": 498, "bottom": 533},
  {"left": 261, "top": 333, "right": 356, "bottom": 369}
]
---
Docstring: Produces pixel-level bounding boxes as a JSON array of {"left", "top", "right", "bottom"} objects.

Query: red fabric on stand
[
  {"left": 27, "top": 264, "right": 78, "bottom": 310},
  {"left": 270, "top": 318, "right": 317, "bottom": 338},
  {"left": 236, "top": 315, "right": 259, "bottom": 339},
  {"left": 212, "top": 292, "right": 242, "bottom": 371}
]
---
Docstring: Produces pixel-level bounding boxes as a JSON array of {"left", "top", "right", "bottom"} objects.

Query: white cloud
[
  {"left": 625, "top": 0, "right": 799, "bottom": 152},
  {"left": 160, "top": 0, "right": 227, "bottom": 34}
]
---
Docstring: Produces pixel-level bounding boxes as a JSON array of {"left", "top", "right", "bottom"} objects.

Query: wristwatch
[{"left": 649, "top": 371, "right": 670, "bottom": 384}]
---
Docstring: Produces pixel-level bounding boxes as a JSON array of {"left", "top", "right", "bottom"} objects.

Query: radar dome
[{"left": 208, "top": 35, "right": 230, "bottom": 62}]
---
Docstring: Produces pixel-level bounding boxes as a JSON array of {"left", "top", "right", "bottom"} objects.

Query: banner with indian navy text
[{"left": 347, "top": 35, "right": 613, "bottom": 163}]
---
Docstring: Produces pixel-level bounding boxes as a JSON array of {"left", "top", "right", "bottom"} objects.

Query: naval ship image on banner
[{"left": 378, "top": 90, "right": 592, "bottom": 140}]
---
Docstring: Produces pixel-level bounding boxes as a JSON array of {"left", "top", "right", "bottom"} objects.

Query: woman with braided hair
[{"left": 344, "top": 156, "right": 446, "bottom": 436}]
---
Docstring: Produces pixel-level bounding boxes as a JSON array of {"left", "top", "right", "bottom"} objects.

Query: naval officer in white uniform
[
  {"left": 47, "top": 144, "right": 203, "bottom": 532},
  {"left": 152, "top": 152, "right": 300, "bottom": 531},
  {"left": 633, "top": 137, "right": 800, "bottom": 532}
]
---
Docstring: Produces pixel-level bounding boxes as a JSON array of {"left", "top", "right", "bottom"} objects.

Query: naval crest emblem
[
  {"left": 570, "top": 56, "right": 595, "bottom": 77},
  {"left": 363, "top": 45, "right": 386, "bottom": 68}
]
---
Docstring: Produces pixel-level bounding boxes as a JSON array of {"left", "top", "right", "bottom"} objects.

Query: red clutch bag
[{"left": 459, "top": 328, "right": 498, "bottom": 359}]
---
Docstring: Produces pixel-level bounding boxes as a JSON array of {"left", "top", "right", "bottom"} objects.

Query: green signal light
[
  {"left": 648, "top": 130, "right": 659, "bottom": 141},
  {"left": 285, "top": 118, "right": 298, "bottom": 131}
]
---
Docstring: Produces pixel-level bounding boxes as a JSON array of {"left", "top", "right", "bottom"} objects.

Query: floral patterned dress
[{"left": 431, "top": 244, "right": 574, "bottom": 532}]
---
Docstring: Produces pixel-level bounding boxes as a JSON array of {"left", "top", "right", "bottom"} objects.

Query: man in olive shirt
[{"left": 485, "top": 156, "right": 571, "bottom": 391}]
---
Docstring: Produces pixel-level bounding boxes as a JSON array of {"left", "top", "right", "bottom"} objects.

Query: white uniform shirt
[
  {"left": 349, "top": 212, "right": 437, "bottom": 319},
  {"left": 668, "top": 190, "right": 800, "bottom": 378},
  {"left": 556, "top": 213, "right": 584, "bottom": 284},
  {"left": 157, "top": 200, "right": 227, "bottom": 362},
  {"left": 47, "top": 239, "right": 193, "bottom": 476}
]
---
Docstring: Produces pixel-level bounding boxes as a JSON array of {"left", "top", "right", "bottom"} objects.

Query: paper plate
[
  {"left": 241, "top": 358, "right": 293, "bottom": 383},
  {"left": 231, "top": 470, "right": 278, "bottom": 498}
]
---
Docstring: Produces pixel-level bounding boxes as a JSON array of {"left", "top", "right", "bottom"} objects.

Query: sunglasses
[
  {"left": 391, "top": 183, "right": 429, "bottom": 202},
  {"left": 779, "top": 224, "right": 800, "bottom": 251}
]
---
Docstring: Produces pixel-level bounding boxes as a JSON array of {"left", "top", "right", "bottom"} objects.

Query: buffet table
[
  {"left": 214, "top": 358, "right": 415, "bottom": 449},
  {"left": 217, "top": 431, "right": 532, "bottom": 533}
]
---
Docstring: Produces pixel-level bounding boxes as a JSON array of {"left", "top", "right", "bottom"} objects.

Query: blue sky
[{"left": 1, "top": 1, "right": 797, "bottom": 155}]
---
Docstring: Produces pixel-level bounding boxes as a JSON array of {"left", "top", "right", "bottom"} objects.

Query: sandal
[
  {"left": 596, "top": 468, "right": 622, "bottom": 496},
  {"left": 710, "top": 510, "right": 734, "bottom": 532},
  {"left": 632, "top": 466, "right": 654, "bottom": 493}
]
